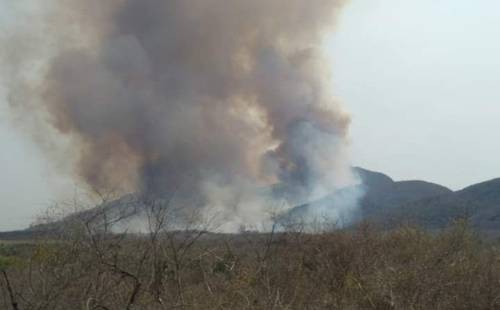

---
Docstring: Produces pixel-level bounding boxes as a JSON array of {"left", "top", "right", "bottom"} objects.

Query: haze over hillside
[
  {"left": 286, "top": 167, "right": 500, "bottom": 234},
  {"left": 2, "top": 167, "right": 500, "bottom": 238}
]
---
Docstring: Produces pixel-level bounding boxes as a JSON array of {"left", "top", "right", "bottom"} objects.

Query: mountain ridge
[
  {"left": 2, "top": 168, "right": 500, "bottom": 237},
  {"left": 285, "top": 167, "right": 500, "bottom": 233}
]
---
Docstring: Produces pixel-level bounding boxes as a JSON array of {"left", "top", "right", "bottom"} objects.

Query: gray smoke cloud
[{"left": 2, "top": 0, "right": 362, "bottom": 230}]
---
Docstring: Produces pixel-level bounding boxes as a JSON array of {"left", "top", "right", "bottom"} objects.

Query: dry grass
[{"left": 1, "top": 220, "right": 500, "bottom": 309}]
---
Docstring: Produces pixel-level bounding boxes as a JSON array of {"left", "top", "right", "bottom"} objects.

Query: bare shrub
[{"left": 2, "top": 201, "right": 500, "bottom": 309}]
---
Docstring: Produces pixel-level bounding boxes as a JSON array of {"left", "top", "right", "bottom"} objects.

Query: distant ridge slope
[
  {"left": 289, "top": 168, "right": 500, "bottom": 233},
  {"left": 283, "top": 167, "right": 452, "bottom": 225},
  {"left": 2, "top": 169, "right": 500, "bottom": 238},
  {"left": 353, "top": 167, "right": 453, "bottom": 219},
  {"left": 400, "top": 178, "right": 500, "bottom": 230}
]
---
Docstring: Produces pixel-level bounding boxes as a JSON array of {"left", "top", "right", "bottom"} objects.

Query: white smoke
[{"left": 2, "top": 0, "right": 363, "bottom": 231}]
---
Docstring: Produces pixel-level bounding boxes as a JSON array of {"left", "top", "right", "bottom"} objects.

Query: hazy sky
[
  {"left": 1, "top": 0, "right": 499, "bottom": 230},
  {"left": 326, "top": 0, "right": 500, "bottom": 190}
]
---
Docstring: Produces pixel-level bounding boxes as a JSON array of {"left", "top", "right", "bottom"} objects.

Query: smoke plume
[{"left": 2, "top": 0, "right": 361, "bottom": 230}]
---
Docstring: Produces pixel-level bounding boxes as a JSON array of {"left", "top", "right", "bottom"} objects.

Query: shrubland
[{"left": 1, "top": 199, "right": 499, "bottom": 309}]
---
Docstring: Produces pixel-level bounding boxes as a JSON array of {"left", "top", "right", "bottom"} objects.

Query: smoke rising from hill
[{"left": 2, "top": 0, "right": 361, "bottom": 230}]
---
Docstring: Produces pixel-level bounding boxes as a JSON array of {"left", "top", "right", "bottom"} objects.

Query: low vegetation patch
[{"left": 1, "top": 219, "right": 499, "bottom": 309}]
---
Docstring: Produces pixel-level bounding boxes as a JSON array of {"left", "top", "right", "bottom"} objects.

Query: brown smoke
[{"left": 3, "top": 0, "right": 359, "bottom": 228}]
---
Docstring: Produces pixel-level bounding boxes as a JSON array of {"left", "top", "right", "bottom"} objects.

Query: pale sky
[
  {"left": 326, "top": 0, "right": 500, "bottom": 190},
  {"left": 1, "top": 0, "right": 499, "bottom": 230}
]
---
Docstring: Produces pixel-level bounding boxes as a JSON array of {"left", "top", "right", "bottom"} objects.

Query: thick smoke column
[{"left": 3, "top": 0, "right": 361, "bottom": 229}]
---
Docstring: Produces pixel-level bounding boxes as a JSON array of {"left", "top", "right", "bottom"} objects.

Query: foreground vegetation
[{"left": 1, "top": 217, "right": 500, "bottom": 309}]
